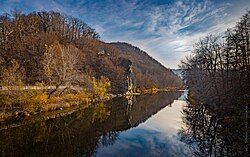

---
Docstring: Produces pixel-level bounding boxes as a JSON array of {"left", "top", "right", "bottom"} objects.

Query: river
[
  {"left": 94, "top": 91, "right": 190, "bottom": 157},
  {"left": 0, "top": 91, "right": 248, "bottom": 157}
]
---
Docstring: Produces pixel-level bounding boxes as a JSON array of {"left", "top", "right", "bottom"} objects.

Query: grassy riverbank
[
  {"left": 0, "top": 91, "right": 115, "bottom": 121},
  {"left": 0, "top": 85, "right": 183, "bottom": 121}
]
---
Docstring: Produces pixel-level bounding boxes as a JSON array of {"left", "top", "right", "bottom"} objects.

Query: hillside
[
  {"left": 0, "top": 11, "right": 128, "bottom": 94},
  {"left": 110, "top": 42, "right": 182, "bottom": 89},
  {"left": 0, "top": 11, "right": 182, "bottom": 95}
]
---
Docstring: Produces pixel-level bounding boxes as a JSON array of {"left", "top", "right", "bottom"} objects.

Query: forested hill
[
  {"left": 110, "top": 42, "right": 182, "bottom": 89},
  {"left": 0, "top": 10, "right": 182, "bottom": 94}
]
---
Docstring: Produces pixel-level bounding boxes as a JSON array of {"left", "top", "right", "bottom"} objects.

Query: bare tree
[
  {"left": 0, "top": 59, "right": 24, "bottom": 86},
  {"left": 43, "top": 41, "right": 80, "bottom": 97},
  {"left": 181, "top": 10, "right": 250, "bottom": 108}
]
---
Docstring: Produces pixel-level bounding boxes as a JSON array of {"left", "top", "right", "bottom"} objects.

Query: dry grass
[{"left": 0, "top": 90, "right": 93, "bottom": 120}]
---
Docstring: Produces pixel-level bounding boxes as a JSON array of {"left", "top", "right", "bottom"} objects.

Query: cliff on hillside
[{"left": 110, "top": 42, "right": 183, "bottom": 89}]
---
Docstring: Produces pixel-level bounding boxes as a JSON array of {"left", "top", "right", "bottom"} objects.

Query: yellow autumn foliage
[
  {"left": 92, "top": 76, "right": 111, "bottom": 97},
  {"left": 91, "top": 102, "right": 110, "bottom": 123},
  {"left": 35, "top": 81, "right": 45, "bottom": 86},
  {"left": 32, "top": 93, "right": 48, "bottom": 106},
  {"left": 20, "top": 90, "right": 48, "bottom": 111},
  {"left": 151, "top": 87, "right": 160, "bottom": 94}
]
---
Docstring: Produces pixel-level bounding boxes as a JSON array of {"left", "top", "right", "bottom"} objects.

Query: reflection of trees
[
  {"left": 0, "top": 92, "right": 182, "bottom": 157},
  {"left": 0, "top": 103, "right": 112, "bottom": 157},
  {"left": 180, "top": 101, "right": 249, "bottom": 157},
  {"left": 129, "top": 91, "right": 182, "bottom": 126},
  {"left": 91, "top": 102, "right": 110, "bottom": 123},
  {"left": 100, "top": 131, "right": 119, "bottom": 146}
]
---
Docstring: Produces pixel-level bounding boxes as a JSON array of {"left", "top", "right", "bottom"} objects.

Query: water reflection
[
  {"left": 95, "top": 92, "right": 191, "bottom": 157},
  {"left": 180, "top": 99, "right": 249, "bottom": 156},
  {"left": 0, "top": 91, "right": 184, "bottom": 157},
  {"left": 0, "top": 102, "right": 112, "bottom": 157}
]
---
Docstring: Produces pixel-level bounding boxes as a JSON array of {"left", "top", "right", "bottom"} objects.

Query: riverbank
[
  {"left": 0, "top": 91, "right": 185, "bottom": 157},
  {"left": 0, "top": 85, "right": 183, "bottom": 122},
  {"left": 0, "top": 88, "right": 116, "bottom": 122}
]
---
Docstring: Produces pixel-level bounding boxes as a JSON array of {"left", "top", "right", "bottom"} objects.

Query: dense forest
[
  {"left": 0, "top": 10, "right": 182, "bottom": 119},
  {"left": 0, "top": 10, "right": 125, "bottom": 94},
  {"left": 0, "top": 10, "right": 182, "bottom": 94},
  {"left": 181, "top": 10, "right": 250, "bottom": 109}
]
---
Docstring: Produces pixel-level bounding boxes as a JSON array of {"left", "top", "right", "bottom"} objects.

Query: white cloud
[{"left": 118, "top": 0, "right": 243, "bottom": 68}]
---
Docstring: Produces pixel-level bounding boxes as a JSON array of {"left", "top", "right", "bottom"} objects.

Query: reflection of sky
[
  {"left": 94, "top": 95, "right": 192, "bottom": 157},
  {"left": 178, "top": 90, "right": 188, "bottom": 101}
]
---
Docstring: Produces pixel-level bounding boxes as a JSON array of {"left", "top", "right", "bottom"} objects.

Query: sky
[{"left": 0, "top": 0, "right": 249, "bottom": 68}]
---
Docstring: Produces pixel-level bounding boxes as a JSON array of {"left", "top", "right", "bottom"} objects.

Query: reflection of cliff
[
  {"left": 129, "top": 92, "right": 182, "bottom": 126},
  {"left": 103, "top": 91, "right": 182, "bottom": 131},
  {"left": 0, "top": 92, "right": 182, "bottom": 157}
]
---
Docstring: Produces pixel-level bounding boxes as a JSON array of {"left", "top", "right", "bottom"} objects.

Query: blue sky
[{"left": 0, "top": 0, "right": 249, "bottom": 68}]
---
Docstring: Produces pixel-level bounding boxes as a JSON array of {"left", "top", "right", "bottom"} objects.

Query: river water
[
  {"left": 94, "top": 91, "right": 190, "bottom": 157},
  {"left": 0, "top": 91, "right": 248, "bottom": 157}
]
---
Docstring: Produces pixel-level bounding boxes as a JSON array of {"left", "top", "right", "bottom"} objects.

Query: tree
[
  {"left": 0, "top": 59, "right": 24, "bottom": 86},
  {"left": 92, "top": 76, "right": 111, "bottom": 97},
  {"left": 43, "top": 41, "right": 81, "bottom": 97},
  {"left": 181, "top": 10, "right": 250, "bottom": 106}
]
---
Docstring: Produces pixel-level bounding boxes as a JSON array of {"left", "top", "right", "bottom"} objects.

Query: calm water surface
[
  {"left": 94, "top": 91, "right": 191, "bottom": 157},
  {"left": 1, "top": 91, "right": 247, "bottom": 157}
]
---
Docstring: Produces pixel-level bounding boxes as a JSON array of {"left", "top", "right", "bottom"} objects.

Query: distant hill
[
  {"left": 110, "top": 42, "right": 182, "bottom": 89},
  {"left": 171, "top": 69, "right": 184, "bottom": 79}
]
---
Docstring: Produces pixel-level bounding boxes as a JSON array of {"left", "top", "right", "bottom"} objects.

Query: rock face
[{"left": 110, "top": 42, "right": 183, "bottom": 89}]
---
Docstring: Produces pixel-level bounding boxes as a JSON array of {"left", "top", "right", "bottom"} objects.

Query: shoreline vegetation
[
  {"left": 180, "top": 10, "right": 250, "bottom": 110},
  {"left": 0, "top": 83, "right": 183, "bottom": 121},
  {"left": 0, "top": 10, "right": 183, "bottom": 122},
  {"left": 179, "top": 10, "right": 250, "bottom": 156}
]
